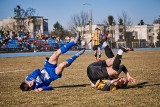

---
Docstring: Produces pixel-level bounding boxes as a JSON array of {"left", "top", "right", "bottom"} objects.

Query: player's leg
[
  {"left": 103, "top": 41, "right": 114, "bottom": 58},
  {"left": 98, "top": 46, "right": 101, "bottom": 60},
  {"left": 94, "top": 49, "right": 97, "bottom": 61},
  {"left": 105, "top": 57, "right": 115, "bottom": 67},
  {"left": 49, "top": 34, "right": 80, "bottom": 64},
  {"left": 106, "top": 49, "right": 126, "bottom": 77},
  {"left": 92, "top": 45, "right": 98, "bottom": 61},
  {"left": 55, "top": 49, "right": 85, "bottom": 75},
  {"left": 105, "top": 46, "right": 134, "bottom": 67},
  {"left": 100, "top": 32, "right": 114, "bottom": 58},
  {"left": 112, "top": 49, "right": 124, "bottom": 71},
  {"left": 112, "top": 46, "right": 134, "bottom": 71}
]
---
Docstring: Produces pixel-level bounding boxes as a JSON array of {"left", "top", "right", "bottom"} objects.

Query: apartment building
[
  {"left": 0, "top": 16, "right": 48, "bottom": 37},
  {"left": 77, "top": 24, "right": 160, "bottom": 49}
]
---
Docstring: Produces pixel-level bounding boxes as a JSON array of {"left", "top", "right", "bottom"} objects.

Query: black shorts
[
  {"left": 93, "top": 45, "right": 100, "bottom": 51},
  {"left": 87, "top": 60, "right": 109, "bottom": 83}
]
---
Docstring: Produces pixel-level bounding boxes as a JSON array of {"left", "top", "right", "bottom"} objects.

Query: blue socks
[
  {"left": 66, "top": 49, "right": 85, "bottom": 65},
  {"left": 60, "top": 34, "right": 80, "bottom": 54},
  {"left": 66, "top": 55, "right": 78, "bottom": 66},
  {"left": 60, "top": 41, "right": 75, "bottom": 54},
  {"left": 61, "top": 33, "right": 83, "bottom": 65}
]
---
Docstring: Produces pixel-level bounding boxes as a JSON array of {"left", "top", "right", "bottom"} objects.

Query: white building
[
  {"left": 77, "top": 24, "right": 160, "bottom": 49},
  {"left": 126, "top": 24, "right": 160, "bottom": 47},
  {"left": 0, "top": 16, "right": 48, "bottom": 37}
]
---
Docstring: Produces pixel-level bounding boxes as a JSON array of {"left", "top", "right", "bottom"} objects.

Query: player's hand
[
  {"left": 28, "top": 80, "right": 35, "bottom": 87},
  {"left": 127, "top": 76, "right": 136, "bottom": 83},
  {"left": 111, "top": 78, "right": 121, "bottom": 84},
  {"left": 35, "top": 88, "right": 43, "bottom": 92}
]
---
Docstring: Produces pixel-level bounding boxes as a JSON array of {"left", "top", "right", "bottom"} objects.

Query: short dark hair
[
  {"left": 20, "top": 81, "right": 30, "bottom": 91},
  {"left": 121, "top": 81, "right": 128, "bottom": 88},
  {"left": 95, "top": 28, "right": 99, "bottom": 30},
  {"left": 118, "top": 81, "right": 128, "bottom": 88}
]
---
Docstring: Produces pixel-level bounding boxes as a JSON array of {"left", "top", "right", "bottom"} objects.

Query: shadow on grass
[
  {"left": 54, "top": 84, "right": 90, "bottom": 88},
  {"left": 54, "top": 82, "right": 160, "bottom": 89},
  {"left": 126, "top": 82, "right": 160, "bottom": 89}
]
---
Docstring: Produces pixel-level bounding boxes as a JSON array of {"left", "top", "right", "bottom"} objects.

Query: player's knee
[
  {"left": 54, "top": 50, "right": 61, "bottom": 57},
  {"left": 58, "top": 63, "right": 64, "bottom": 70},
  {"left": 58, "top": 62, "right": 68, "bottom": 70}
]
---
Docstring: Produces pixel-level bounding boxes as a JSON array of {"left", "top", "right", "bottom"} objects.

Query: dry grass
[{"left": 0, "top": 50, "right": 160, "bottom": 107}]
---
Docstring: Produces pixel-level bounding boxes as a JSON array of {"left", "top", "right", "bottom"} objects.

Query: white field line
[
  {"left": 0, "top": 69, "right": 29, "bottom": 74},
  {"left": 0, "top": 68, "right": 158, "bottom": 74}
]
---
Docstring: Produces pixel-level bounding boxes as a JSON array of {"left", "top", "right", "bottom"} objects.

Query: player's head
[
  {"left": 20, "top": 81, "right": 34, "bottom": 91},
  {"left": 95, "top": 28, "right": 99, "bottom": 33},
  {"left": 117, "top": 78, "right": 128, "bottom": 88}
]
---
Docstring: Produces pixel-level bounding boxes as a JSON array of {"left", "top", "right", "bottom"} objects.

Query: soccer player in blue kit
[{"left": 20, "top": 34, "right": 85, "bottom": 91}]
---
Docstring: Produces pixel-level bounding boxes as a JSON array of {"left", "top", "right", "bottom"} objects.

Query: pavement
[{"left": 0, "top": 48, "right": 160, "bottom": 58}]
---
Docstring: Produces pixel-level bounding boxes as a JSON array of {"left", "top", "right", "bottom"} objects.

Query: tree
[
  {"left": 68, "top": 11, "right": 89, "bottom": 34},
  {"left": 25, "top": 7, "right": 36, "bottom": 30},
  {"left": 118, "top": 18, "right": 123, "bottom": 25},
  {"left": 108, "top": 15, "right": 114, "bottom": 26},
  {"left": 118, "top": 18, "right": 123, "bottom": 32},
  {"left": 25, "top": 8, "right": 36, "bottom": 16},
  {"left": 52, "top": 21, "right": 65, "bottom": 40},
  {"left": 118, "top": 11, "right": 132, "bottom": 47},
  {"left": 156, "top": 32, "right": 160, "bottom": 47},
  {"left": 13, "top": 5, "right": 36, "bottom": 33},
  {"left": 138, "top": 19, "right": 145, "bottom": 25},
  {"left": 119, "top": 11, "right": 132, "bottom": 36},
  {"left": 153, "top": 16, "right": 160, "bottom": 24},
  {"left": 53, "top": 21, "right": 63, "bottom": 31},
  {"left": 14, "top": 5, "right": 26, "bottom": 32},
  {"left": 14, "top": 5, "right": 25, "bottom": 18},
  {"left": 107, "top": 15, "right": 115, "bottom": 48}
]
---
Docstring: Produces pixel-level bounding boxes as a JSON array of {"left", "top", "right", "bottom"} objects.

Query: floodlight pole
[{"left": 83, "top": 3, "right": 92, "bottom": 35}]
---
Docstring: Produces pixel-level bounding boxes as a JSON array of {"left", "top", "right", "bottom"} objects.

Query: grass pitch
[{"left": 0, "top": 50, "right": 160, "bottom": 107}]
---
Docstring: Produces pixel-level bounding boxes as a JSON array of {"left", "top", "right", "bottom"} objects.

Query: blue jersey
[{"left": 25, "top": 58, "right": 62, "bottom": 91}]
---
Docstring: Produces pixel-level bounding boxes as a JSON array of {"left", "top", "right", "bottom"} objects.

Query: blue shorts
[{"left": 43, "top": 58, "right": 62, "bottom": 81}]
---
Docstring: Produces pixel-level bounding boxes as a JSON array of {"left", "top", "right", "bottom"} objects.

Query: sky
[{"left": 0, "top": 0, "right": 160, "bottom": 31}]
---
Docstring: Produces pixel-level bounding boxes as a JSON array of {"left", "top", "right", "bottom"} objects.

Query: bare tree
[
  {"left": 25, "top": 8, "right": 36, "bottom": 16},
  {"left": 14, "top": 5, "right": 26, "bottom": 32},
  {"left": 68, "top": 11, "right": 89, "bottom": 34},
  {"left": 153, "top": 16, "right": 160, "bottom": 24},
  {"left": 25, "top": 7, "right": 36, "bottom": 30},
  {"left": 118, "top": 11, "right": 132, "bottom": 47},
  {"left": 13, "top": 5, "right": 36, "bottom": 33},
  {"left": 107, "top": 15, "right": 116, "bottom": 48},
  {"left": 118, "top": 11, "right": 132, "bottom": 38}
]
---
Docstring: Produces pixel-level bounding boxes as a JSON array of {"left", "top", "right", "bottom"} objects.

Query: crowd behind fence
[
  {"left": 0, "top": 29, "right": 155, "bottom": 53},
  {"left": 0, "top": 29, "right": 79, "bottom": 53},
  {"left": 0, "top": 37, "right": 69, "bottom": 53}
]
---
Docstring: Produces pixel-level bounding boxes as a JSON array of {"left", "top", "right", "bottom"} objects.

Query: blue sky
[{"left": 0, "top": 0, "right": 160, "bottom": 31}]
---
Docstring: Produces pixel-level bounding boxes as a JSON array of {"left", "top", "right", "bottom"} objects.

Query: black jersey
[{"left": 87, "top": 60, "right": 109, "bottom": 82}]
